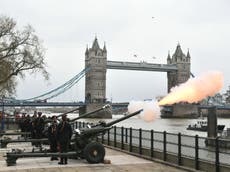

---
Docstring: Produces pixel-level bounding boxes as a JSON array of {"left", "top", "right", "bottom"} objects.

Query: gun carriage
[
  {"left": 0, "top": 105, "right": 110, "bottom": 148},
  {"left": 5, "top": 108, "right": 142, "bottom": 166},
  {"left": 0, "top": 107, "right": 81, "bottom": 139}
]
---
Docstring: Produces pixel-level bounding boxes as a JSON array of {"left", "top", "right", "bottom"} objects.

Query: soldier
[
  {"left": 57, "top": 114, "right": 72, "bottom": 165},
  {"left": 31, "top": 112, "right": 37, "bottom": 139},
  {"left": 35, "top": 112, "right": 45, "bottom": 139},
  {"left": 48, "top": 116, "right": 58, "bottom": 161},
  {"left": 23, "top": 115, "right": 31, "bottom": 138},
  {"left": 34, "top": 112, "right": 45, "bottom": 147},
  {"left": 20, "top": 113, "right": 26, "bottom": 133}
]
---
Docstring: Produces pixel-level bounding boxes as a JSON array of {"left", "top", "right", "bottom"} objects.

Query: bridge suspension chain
[{"left": 17, "top": 67, "right": 90, "bottom": 102}]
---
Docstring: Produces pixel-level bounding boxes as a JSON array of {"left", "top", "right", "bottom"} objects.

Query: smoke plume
[
  {"left": 128, "top": 100, "right": 160, "bottom": 122},
  {"left": 159, "top": 71, "right": 224, "bottom": 105}
]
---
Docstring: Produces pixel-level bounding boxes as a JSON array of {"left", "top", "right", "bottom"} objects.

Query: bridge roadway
[
  {"left": 0, "top": 101, "right": 85, "bottom": 107},
  {"left": 0, "top": 102, "right": 129, "bottom": 108},
  {"left": 2, "top": 101, "right": 230, "bottom": 110},
  {"left": 107, "top": 60, "right": 178, "bottom": 72}
]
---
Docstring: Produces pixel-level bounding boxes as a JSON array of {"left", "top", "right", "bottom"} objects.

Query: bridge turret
[
  {"left": 186, "top": 49, "right": 191, "bottom": 62},
  {"left": 92, "top": 37, "right": 100, "bottom": 50},
  {"left": 103, "top": 42, "right": 107, "bottom": 54},
  {"left": 167, "top": 43, "right": 191, "bottom": 92},
  {"left": 167, "top": 51, "right": 171, "bottom": 64}
]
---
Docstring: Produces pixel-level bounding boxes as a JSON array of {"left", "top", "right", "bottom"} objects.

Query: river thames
[{"left": 54, "top": 113, "right": 230, "bottom": 137}]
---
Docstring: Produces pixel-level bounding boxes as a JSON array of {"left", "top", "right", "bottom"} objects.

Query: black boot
[
  {"left": 58, "top": 158, "right": 64, "bottom": 165},
  {"left": 64, "top": 158, "right": 68, "bottom": 164}
]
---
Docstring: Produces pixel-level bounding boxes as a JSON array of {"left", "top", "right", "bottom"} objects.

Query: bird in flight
[{"left": 133, "top": 54, "right": 138, "bottom": 57}]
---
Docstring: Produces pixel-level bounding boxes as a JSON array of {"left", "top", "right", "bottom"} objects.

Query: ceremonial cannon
[
  {"left": 5, "top": 108, "right": 143, "bottom": 166},
  {"left": 0, "top": 107, "right": 81, "bottom": 139},
  {"left": 0, "top": 105, "right": 110, "bottom": 148}
]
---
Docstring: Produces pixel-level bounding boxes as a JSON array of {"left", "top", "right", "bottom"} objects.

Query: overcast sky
[{"left": 1, "top": 0, "right": 230, "bottom": 102}]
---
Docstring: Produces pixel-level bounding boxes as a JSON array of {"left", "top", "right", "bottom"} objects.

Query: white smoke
[{"left": 128, "top": 100, "right": 161, "bottom": 122}]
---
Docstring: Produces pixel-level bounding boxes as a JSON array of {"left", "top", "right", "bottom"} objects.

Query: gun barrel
[
  {"left": 105, "top": 109, "right": 143, "bottom": 127},
  {"left": 70, "top": 104, "right": 110, "bottom": 123}
]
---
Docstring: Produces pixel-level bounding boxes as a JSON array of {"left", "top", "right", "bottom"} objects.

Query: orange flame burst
[{"left": 159, "top": 71, "right": 224, "bottom": 106}]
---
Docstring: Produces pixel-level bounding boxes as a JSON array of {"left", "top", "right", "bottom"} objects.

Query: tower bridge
[
  {"left": 1, "top": 37, "right": 195, "bottom": 118},
  {"left": 83, "top": 37, "right": 191, "bottom": 117}
]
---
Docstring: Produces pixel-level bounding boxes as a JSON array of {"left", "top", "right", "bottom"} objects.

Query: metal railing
[{"left": 75, "top": 121, "right": 230, "bottom": 172}]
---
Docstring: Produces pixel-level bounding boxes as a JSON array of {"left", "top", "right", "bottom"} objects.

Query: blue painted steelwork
[
  {"left": 18, "top": 68, "right": 90, "bottom": 102},
  {"left": 1, "top": 100, "right": 230, "bottom": 111},
  {"left": 107, "top": 60, "right": 177, "bottom": 72},
  {"left": 1, "top": 101, "right": 85, "bottom": 107},
  {"left": 5, "top": 68, "right": 90, "bottom": 104}
]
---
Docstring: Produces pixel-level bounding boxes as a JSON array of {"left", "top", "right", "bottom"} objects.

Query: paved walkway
[
  {"left": 0, "top": 134, "right": 187, "bottom": 172},
  {"left": 0, "top": 148, "right": 187, "bottom": 172}
]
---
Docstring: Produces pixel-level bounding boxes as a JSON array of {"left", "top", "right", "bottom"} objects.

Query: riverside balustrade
[{"left": 75, "top": 121, "right": 230, "bottom": 172}]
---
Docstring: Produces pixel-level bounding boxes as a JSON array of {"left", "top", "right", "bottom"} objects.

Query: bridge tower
[
  {"left": 82, "top": 37, "right": 111, "bottom": 118},
  {"left": 164, "top": 44, "right": 198, "bottom": 118},
  {"left": 167, "top": 44, "right": 191, "bottom": 92}
]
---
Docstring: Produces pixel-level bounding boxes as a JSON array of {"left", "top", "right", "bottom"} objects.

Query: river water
[{"left": 60, "top": 113, "right": 230, "bottom": 137}]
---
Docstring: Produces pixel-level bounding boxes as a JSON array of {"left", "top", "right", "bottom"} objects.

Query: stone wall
[{"left": 161, "top": 104, "right": 199, "bottom": 118}]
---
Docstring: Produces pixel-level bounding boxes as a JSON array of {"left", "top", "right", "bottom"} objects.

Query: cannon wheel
[{"left": 83, "top": 142, "right": 105, "bottom": 163}]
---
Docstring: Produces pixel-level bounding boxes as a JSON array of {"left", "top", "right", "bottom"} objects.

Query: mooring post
[{"left": 208, "top": 106, "right": 217, "bottom": 138}]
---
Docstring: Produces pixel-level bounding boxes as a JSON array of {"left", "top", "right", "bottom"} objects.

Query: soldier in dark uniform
[
  {"left": 31, "top": 112, "right": 37, "bottom": 139},
  {"left": 35, "top": 112, "right": 45, "bottom": 139},
  {"left": 48, "top": 116, "right": 58, "bottom": 160},
  {"left": 23, "top": 115, "right": 31, "bottom": 138},
  {"left": 20, "top": 113, "right": 26, "bottom": 133},
  {"left": 34, "top": 112, "right": 45, "bottom": 147},
  {"left": 57, "top": 114, "right": 72, "bottom": 165}
]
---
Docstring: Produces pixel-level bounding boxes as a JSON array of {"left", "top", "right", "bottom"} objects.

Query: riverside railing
[{"left": 75, "top": 121, "right": 230, "bottom": 172}]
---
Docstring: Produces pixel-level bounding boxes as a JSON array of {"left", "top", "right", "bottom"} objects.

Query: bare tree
[{"left": 0, "top": 15, "right": 49, "bottom": 96}]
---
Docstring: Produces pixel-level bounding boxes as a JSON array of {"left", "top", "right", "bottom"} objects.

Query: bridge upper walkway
[{"left": 107, "top": 60, "right": 177, "bottom": 72}]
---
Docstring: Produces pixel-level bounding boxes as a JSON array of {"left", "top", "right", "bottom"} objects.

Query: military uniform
[
  {"left": 57, "top": 115, "right": 72, "bottom": 165},
  {"left": 48, "top": 118, "right": 58, "bottom": 160},
  {"left": 35, "top": 113, "right": 45, "bottom": 139}
]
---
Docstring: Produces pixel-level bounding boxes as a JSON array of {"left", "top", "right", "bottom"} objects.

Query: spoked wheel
[{"left": 83, "top": 142, "right": 105, "bottom": 163}]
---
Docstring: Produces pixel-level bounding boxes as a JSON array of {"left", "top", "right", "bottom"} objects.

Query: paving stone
[{"left": 0, "top": 141, "right": 186, "bottom": 172}]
